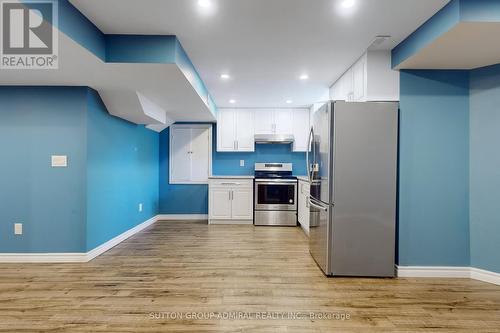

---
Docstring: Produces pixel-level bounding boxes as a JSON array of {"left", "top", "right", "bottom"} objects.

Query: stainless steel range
[{"left": 254, "top": 163, "right": 297, "bottom": 226}]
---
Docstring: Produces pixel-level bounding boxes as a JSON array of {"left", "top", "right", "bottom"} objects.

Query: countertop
[{"left": 209, "top": 175, "right": 255, "bottom": 179}]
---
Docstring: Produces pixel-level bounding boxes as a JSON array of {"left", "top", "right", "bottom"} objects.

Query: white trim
[
  {"left": 169, "top": 124, "right": 213, "bottom": 185},
  {"left": 0, "top": 215, "right": 160, "bottom": 263},
  {"left": 397, "top": 266, "right": 500, "bottom": 286},
  {"left": 470, "top": 267, "right": 500, "bottom": 286},
  {"left": 157, "top": 214, "right": 208, "bottom": 221},
  {"left": 0, "top": 253, "right": 87, "bottom": 263},
  {"left": 397, "top": 266, "right": 470, "bottom": 278},
  {"left": 86, "top": 215, "right": 158, "bottom": 261}
]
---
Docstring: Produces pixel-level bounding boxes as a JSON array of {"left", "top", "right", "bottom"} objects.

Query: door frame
[{"left": 169, "top": 124, "right": 213, "bottom": 184}]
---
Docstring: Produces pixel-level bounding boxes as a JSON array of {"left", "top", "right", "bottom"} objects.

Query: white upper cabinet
[
  {"left": 352, "top": 55, "right": 366, "bottom": 101},
  {"left": 254, "top": 109, "right": 275, "bottom": 134},
  {"left": 274, "top": 109, "right": 293, "bottom": 135},
  {"left": 217, "top": 109, "right": 236, "bottom": 151},
  {"left": 217, "top": 108, "right": 310, "bottom": 152},
  {"left": 292, "top": 108, "right": 310, "bottom": 152},
  {"left": 330, "top": 50, "right": 399, "bottom": 102},
  {"left": 170, "top": 124, "right": 212, "bottom": 184},
  {"left": 254, "top": 109, "right": 292, "bottom": 135},
  {"left": 235, "top": 109, "right": 255, "bottom": 151},
  {"left": 217, "top": 109, "right": 255, "bottom": 152}
]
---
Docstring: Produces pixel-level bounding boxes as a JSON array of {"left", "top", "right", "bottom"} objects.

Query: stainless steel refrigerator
[{"left": 307, "top": 101, "right": 398, "bottom": 277}]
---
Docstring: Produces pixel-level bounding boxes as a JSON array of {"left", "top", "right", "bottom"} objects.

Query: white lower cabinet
[
  {"left": 209, "top": 178, "right": 253, "bottom": 224},
  {"left": 297, "top": 179, "right": 310, "bottom": 235}
]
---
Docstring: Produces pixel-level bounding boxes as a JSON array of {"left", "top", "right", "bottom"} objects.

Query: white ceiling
[{"left": 70, "top": 0, "right": 449, "bottom": 108}]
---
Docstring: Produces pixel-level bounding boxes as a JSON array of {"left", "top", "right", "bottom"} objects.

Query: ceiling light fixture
[
  {"left": 299, "top": 74, "right": 309, "bottom": 80},
  {"left": 286, "top": 100, "right": 293, "bottom": 104},
  {"left": 198, "top": 0, "right": 211, "bottom": 8},
  {"left": 340, "top": 0, "right": 355, "bottom": 8},
  {"left": 229, "top": 99, "right": 236, "bottom": 104},
  {"left": 220, "top": 74, "right": 230, "bottom": 80}
]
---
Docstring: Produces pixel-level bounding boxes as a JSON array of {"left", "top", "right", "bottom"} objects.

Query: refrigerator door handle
[
  {"left": 308, "top": 198, "right": 328, "bottom": 212},
  {"left": 306, "top": 127, "right": 314, "bottom": 183}
]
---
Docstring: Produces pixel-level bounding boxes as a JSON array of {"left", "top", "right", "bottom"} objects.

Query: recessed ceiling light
[
  {"left": 299, "top": 74, "right": 309, "bottom": 80},
  {"left": 286, "top": 100, "right": 293, "bottom": 104},
  {"left": 229, "top": 99, "right": 236, "bottom": 104},
  {"left": 220, "top": 74, "right": 230, "bottom": 80},
  {"left": 198, "top": 0, "right": 211, "bottom": 8},
  {"left": 340, "top": 0, "right": 355, "bottom": 9}
]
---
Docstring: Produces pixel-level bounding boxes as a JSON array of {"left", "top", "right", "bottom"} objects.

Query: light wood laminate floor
[{"left": 1, "top": 221, "right": 499, "bottom": 332}]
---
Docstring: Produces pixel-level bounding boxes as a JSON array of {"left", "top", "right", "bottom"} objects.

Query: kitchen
[{"left": 1, "top": 0, "right": 500, "bottom": 331}]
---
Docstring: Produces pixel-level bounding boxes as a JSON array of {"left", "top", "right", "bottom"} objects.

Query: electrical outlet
[
  {"left": 240, "top": 160, "right": 245, "bottom": 167},
  {"left": 14, "top": 223, "right": 22, "bottom": 235},
  {"left": 139, "top": 203, "right": 143, "bottom": 212}
]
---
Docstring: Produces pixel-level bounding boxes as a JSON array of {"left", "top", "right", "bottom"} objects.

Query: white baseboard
[
  {"left": 0, "top": 215, "right": 160, "bottom": 263},
  {"left": 86, "top": 215, "right": 158, "bottom": 261},
  {"left": 397, "top": 266, "right": 500, "bottom": 286},
  {"left": 157, "top": 214, "right": 208, "bottom": 221},
  {"left": 397, "top": 266, "right": 471, "bottom": 278},
  {"left": 0, "top": 253, "right": 88, "bottom": 263},
  {"left": 470, "top": 267, "right": 500, "bottom": 285}
]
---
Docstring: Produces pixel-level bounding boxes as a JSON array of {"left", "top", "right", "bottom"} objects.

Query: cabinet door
[
  {"left": 190, "top": 127, "right": 210, "bottom": 182},
  {"left": 274, "top": 109, "right": 293, "bottom": 134},
  {"left": 353, "top": 57, "right": 366, "bottom": 102},
  {"left": 254, "top": 109, "right": 275, "bottom": 134},
  {"left": 217, "top": 109, "right": 236, "bottom": 152},
  {"left": 235, "top": 109, "right": 255, "bottom": 152},
  {"left": 292, "top": 109, "right": 310, "bottom": 152},
  {"left": 170, "top": 127, "right": 192, "bottom": 183},
  {"left": 209, "top": 188, "right": 232, "bottom": 220},
  {"left": 231, "top": 188, "right": 253, "bottom": 220},
  {"left": 341, "top": 68, "right": 354, "bottom": 101}
]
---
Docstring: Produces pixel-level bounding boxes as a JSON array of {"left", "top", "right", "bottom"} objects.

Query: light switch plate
[
  {"left": 240, "top": 160, "right": 245, "bottom": 167},
  {"left": 14, "top": 223, "right": 22, "bottom": 235},
  {"left": 51, "top": 155, "right": 68, "bottom": 167}
]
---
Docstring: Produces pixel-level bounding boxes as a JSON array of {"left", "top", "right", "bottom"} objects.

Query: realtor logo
[{"left": 1, "top": 0, "right": 58, "bottom": 69}]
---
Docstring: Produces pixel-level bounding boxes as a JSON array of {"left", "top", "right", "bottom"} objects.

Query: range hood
[{"left": 254, "top": 134, "right": 294, "bottom": 144}]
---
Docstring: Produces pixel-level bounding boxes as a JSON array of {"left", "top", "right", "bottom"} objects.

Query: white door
[
  {"left": 254, "top": 109, "right": 275, "bottom": 134},
  {"left": 292, "top": 109, "right": 310, "bottom": 152},
  {"left": 217, "top": 109, "right": 236, "bottom": 152},
  {"left": 190, "top": 127, "right": 210, "bottom": 182},
  {"left": 231, "top": 188, "right": 253, "bottom": 220},
  {"left": 274, "top": 109, "right": 293, "bottom": 134},
  {"left": 235, "top": 109, "right": 255, "bottom": 151},
  {"left": 170, "top": 127, "right": 191, "bottom": 183},
  {"left": 209, "top": 188, "right": 232, "bottom": 219}
]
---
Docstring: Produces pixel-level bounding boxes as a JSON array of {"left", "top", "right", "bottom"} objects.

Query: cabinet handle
[
  {"left": 221, "top": 182, "right": 240, "bottom": 185},
  {"left": 236, "top": 141, "right": 238, "bottom": 150}
]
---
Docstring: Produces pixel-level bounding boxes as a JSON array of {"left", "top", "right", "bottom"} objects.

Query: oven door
[{"left": 254, "top": 180, "right": 297, "bottom": 211}]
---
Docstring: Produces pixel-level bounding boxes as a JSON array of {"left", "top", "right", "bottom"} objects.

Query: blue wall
[
  {"left": 469, "top": 64, "right": 500, "bottom": 273},
  {"left": 0, "top": 87, "right": 87, "bottom": 252},
  {"left": 0, "top": 87, "right": 159, "bottom": 253},
  {"left": 398, "top": 70, "right": 470, "bottom": 266},
  {"left": 86, "top": 89, "right": 159, "bottom": 251},
  {"left": 159, "top": 125, "right": 306, "bottom": 214}
]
